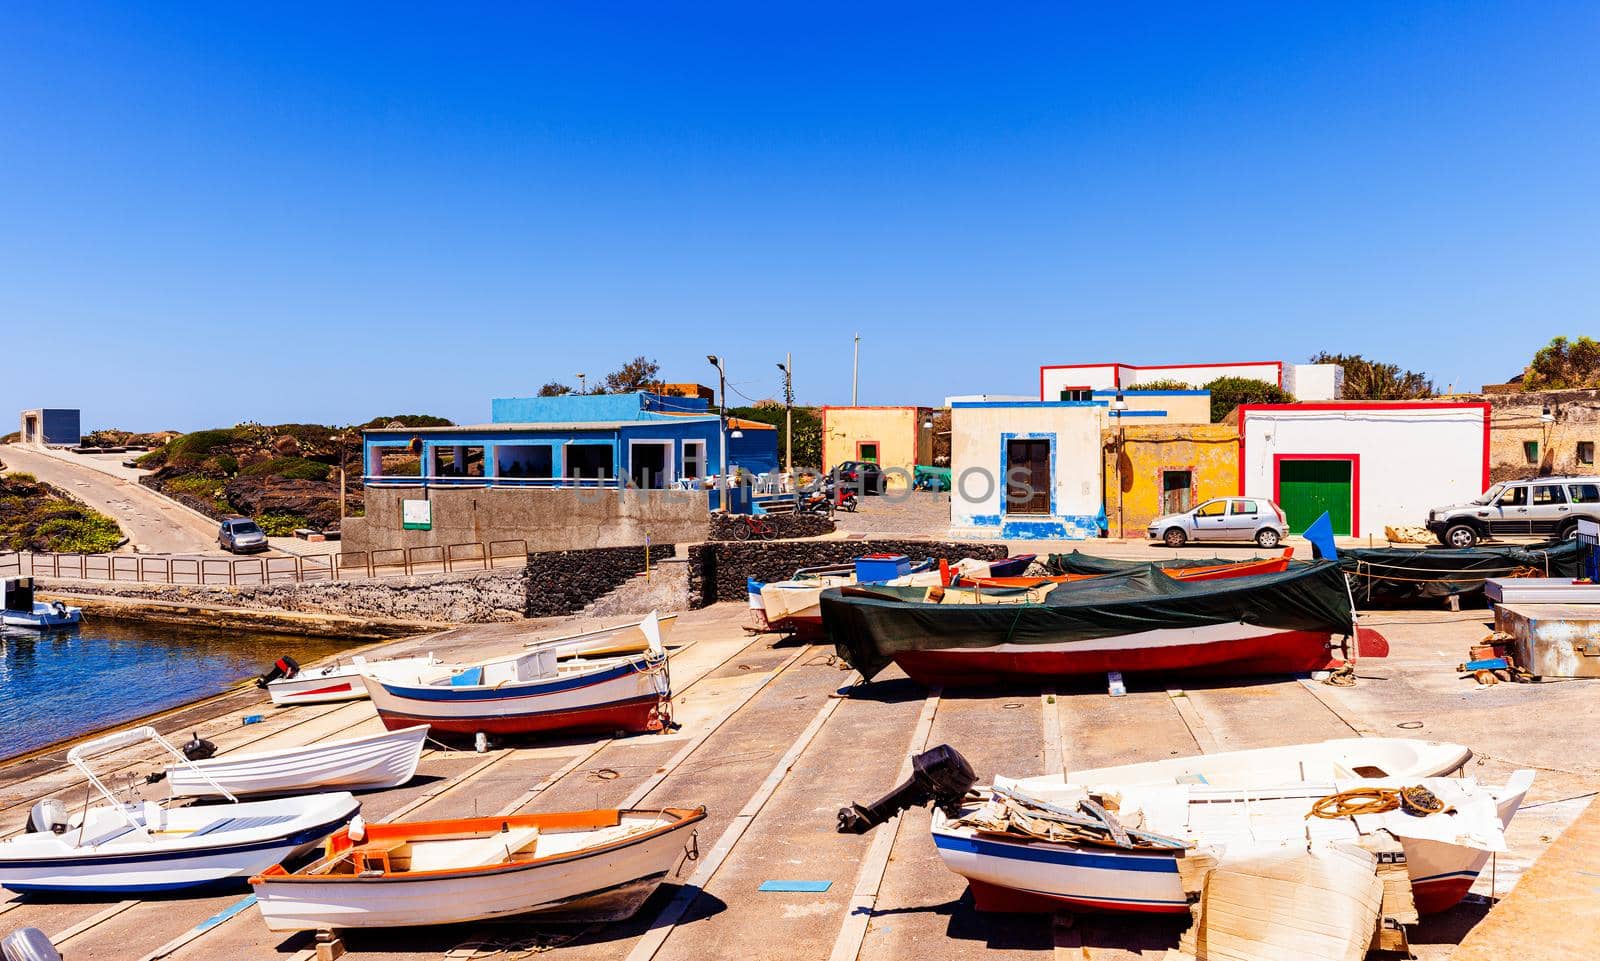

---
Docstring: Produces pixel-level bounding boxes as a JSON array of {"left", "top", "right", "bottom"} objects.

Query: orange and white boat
[
  {"left": 953, "top": 550, "right": 1293, "bottom": 591},
  {"left": 251, "top": 806, "right": 705, "bottom": 930}
]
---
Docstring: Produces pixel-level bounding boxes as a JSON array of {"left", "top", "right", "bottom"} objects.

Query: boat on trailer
[
  {"left": 1, "top": 577, "right": 80, "bottom": 629},
  {"left": 362, "top": 612, "right": 672, "bottom": 739},
  {"left": 163, "top": 724, "right": 430, "bottom": 799},
  {"left": 839, "top": 743, "right": 1532, "bottom": 918},
  {"left": 0, "top": 727, "right": 358, "bottom": 895},
  {"left": 251, "top": 806, "right": 706, "bottom": 931},
  {"left": 822, "top": 561, "right": 1386, "bottom": 687}
]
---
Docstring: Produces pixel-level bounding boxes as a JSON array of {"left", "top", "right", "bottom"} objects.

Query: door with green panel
[{"left": 1276, "top": 459, "right": 1353, "bottom": 535}]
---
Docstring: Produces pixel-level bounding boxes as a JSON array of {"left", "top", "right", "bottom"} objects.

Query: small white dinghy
[
  {"left": 259, "top": 653, "right": 442, "bottom": 706},
  {"left": 521, "top": 611, "right": 680, "bottom": 655},
  {"left": 163, "top": 725, "right": 430, "bottom": 799},
  {"left": 0, "top": 727, "right": 359, "bottom": 895},
  {"left": 252, "top": 806, "right": 706, "bottom": 930},
  {"left": 1, "top": 577, "right": 80, "bottom": 629}
]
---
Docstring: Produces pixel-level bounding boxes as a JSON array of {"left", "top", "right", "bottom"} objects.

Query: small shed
[
  {"left": 19, "top": 409, "right": 81, "bottom": 448},
  {"left": 949, "top": 401, "right": 1104, "bottom": 539}
]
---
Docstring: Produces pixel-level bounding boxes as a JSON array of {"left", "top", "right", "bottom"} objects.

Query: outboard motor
[
  {"left": 27, "top": 799, "right": 67, "bottom": 835},
  {"left": 49, "top": 601, "right": 67, "bottom": 619},
  {"left": 182, "top": 731, "right": 217, "bottom": 761},
  {"left": 1, "top": 927, "right": 63, "bottom": 961},
  {"left": 837, "top": 744, "right": 977, "bottom": 834},
  {"left": 254, "top": 654, "right": 300, "bottom": 689}
]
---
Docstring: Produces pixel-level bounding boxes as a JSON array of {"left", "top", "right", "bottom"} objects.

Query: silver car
[
  {"left": 1147, "top": 497, "right": 1289, "bottom": 548},
  {"left": 218, "top": 517, "right": 269, "bottom": 554}
]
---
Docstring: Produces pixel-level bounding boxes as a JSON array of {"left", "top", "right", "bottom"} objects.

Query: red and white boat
[
  {"left": 263, "top": 654, "right": 442, "bottom": 707},
  {"left": 361, "top": 613, "right": 671, "bottom": 739},
  {"left": 823, "top": 561, "right": 1386, "bottom": 686}
]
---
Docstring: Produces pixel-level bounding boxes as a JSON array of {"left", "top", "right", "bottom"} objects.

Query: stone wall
[
  {"left": 42, "top": 544, "right": 657, "bottom": 624},
  {"left": 706, "top": 512, "right": 835, "bottom": 541},
  {"left": 344, "top": 485, "right": 709, "bottom": 556},
  {"left": 1455, "top": 388, "right": 1600, "bottom": 482},
  {"left": 687, "top": 539, "right": 1010, "bottom": 606}
]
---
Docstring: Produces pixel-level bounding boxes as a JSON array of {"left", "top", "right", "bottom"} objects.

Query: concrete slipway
[{"left": 0, "top": 603, "right": 1596, "bottom": 960}]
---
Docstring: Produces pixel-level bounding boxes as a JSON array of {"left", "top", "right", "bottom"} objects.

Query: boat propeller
[{"left": 836, "top": 744, "right": 977, "bottom": 834}]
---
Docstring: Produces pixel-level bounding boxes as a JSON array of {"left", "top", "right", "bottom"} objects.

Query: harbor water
[{"left": 0, "top": 619, "right": 357, "bottom": 761}]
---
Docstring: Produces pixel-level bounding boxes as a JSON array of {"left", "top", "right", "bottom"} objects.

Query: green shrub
[
  {"left": 166, "top": 475, "right": 225, "bottom": 497},
  {"left": 256, "top": 511, "right": 309, "bottom": 536},
  {"left": 35, "top": 515, "right": 123, "bottom": 553},
  {"left": 240, "top": 457, "right": 331, "bottom": 481},
  {"left": 136, "top": 448, "right": 167, "bottom": 468},
  {"left": 162, "top": 428, "right": 243, "bottom": 466},
  {"left": 5, "top": 472, "right": 37, "bottom": 485},
  {"left": 1129, "top": 378, "right": 1197, "bottom": 391},
  {"left": 209, "top": 454, "right": 239, "bottom": 476}
]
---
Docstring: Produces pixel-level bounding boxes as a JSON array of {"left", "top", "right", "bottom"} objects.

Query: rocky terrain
[{"left": 0, "top": 470, "right": 124, "bottom": 553}]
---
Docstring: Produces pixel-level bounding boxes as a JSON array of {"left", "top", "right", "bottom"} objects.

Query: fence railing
[{"left": 0, "top": 539, "right": 531, "bottom": 588}]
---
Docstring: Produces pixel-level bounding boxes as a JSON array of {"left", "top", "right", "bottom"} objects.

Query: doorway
[
  {"left": 1160, "top": 469, "right": 1194, "bottom": 515},
  {"left": 1005, "top": 438, "right": 1052, "bottom": 515},
  {"left": 629, "top": 441, "right": 672, "bottom": 490},
  {"left": 1275, "top": 456, "right": 1355, "bottom": 535}
]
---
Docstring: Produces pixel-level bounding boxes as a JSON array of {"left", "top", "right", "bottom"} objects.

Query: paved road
[{"left": 0, "top": 443, "right": 220, "bottom": 554}]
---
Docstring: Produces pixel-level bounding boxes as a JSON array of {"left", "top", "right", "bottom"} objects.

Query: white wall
[
  {"left": 1040, "top": 362, "right": 1282, "bottom": 400},
  {"left": 1285, "top": 364, "right": 1344, "bottom": 401},
  {"left": 950, "top": 404, "right": 1103, "bottom": 537},
  {"left": 1239, "top": 405, "right": 1488, "bottom": 536},
  {"left": 1127, "top": 363, "right": 1280, "bottom": 388},
  {"left": 1039, "top": 366, "right": 1121, "bottom": 398}
]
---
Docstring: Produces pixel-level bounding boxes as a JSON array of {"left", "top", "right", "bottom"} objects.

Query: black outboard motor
[
  {"left": 254, "top": 655, "right": 300, "bottom": 689},
  {"left": 837, "top": 744, "right": 977, "bottom": 834},
  {"left": 182, "top": 731, "right": 218, "bottom": 761}
]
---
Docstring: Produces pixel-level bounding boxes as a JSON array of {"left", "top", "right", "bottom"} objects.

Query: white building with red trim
[
  {"left": 1234, "top": 402, "right": 1491, "bottom": 538},
  {"left": 1039, "top": 361, "right": 1342, "bottom": 403}
]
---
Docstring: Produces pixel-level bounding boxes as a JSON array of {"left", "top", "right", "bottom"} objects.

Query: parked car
[
  {"left": 832, "top": 461, "right": 885, "bottom": 495},
  {"left": 218, "top": 517, "right": 269, "bottom": 554},
  {"left": 1426, "top": 476, "right": 1600, "bottom": 547},
  {"left": 1148, "top": 497, "right": 1289, "bottom": 548}
]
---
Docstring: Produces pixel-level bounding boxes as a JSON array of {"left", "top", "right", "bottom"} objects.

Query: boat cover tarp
[
  {"left": 1339, "top": 539, "right": 1581, "bottom": 604},
  {"left": 822, "top": 562, "right": 1354, "bottom": 681},
  {"left": 1046, "top": 551, "right": 1309, "bottom": 577}
]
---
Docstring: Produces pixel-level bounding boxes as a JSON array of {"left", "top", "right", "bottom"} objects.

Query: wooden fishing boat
[
  {"left": 824, "top": 561, "right": 1386, "bottom": 686},
  {"left": 251, "top": 806, "right": 706, "bottom": 930},
  {"left": 839, "top": 743, "right": 1530, "bottom": 919},
  {"left": 757, "top": 559, "right": 959, "bottom": 637},
  {"left": 362, "top": 613, "right": 671, "bottom": 738},
  {"left": 521, "top": 612, "right": 680, "bottom": 655},
  {"left": 263, "top": 653, "right": 442, "bottom": 707},
  {"left": 164, "top": 725, "right": 429, "bottom": 799},
  {"left": 953, "top": 551, "right": 1293, "bottom": 591},
  {"left": 0, "top": 727, "right": 358, "bottom": 894}
]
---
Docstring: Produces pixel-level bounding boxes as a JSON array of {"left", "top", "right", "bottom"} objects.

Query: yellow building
[
  {"left": 821, "top": 406, "right": 934, "bottom": 490},
  {"left": 1093, "top": 390, "right": 1212, "bottom": 424},
  {"left": 1102, "top": 423, "right": 1240, "bottom": 537}
]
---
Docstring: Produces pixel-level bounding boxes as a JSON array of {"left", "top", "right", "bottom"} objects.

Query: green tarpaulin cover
[
  {"left": 1339, "top": 539, "right": 1580, "bottom": 604},
  {"left": 1046, "top": 551, "right": 1310, "bottom": 577},
  {"left": 822, "top": 561, "right": 1354, "bottom": 681}
]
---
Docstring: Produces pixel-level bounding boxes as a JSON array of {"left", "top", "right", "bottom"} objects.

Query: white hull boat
[
  {"left": 0, "top": 727, "right": 358, "bottom": 894},
  {"left": 1065, "top": 737, "right": 1473, "bottom": 789},
  {"left": 265, "top": 654, "right": 441, "bottom": 706},
  {"left": 164, "top": 725, "right": 430, "bottom": 799},
  {"left": 252, "top": 806, "right": 705, "bottom": 930},
  {"left": 1, "top": 601, "right": 81, "bottom": 629},
  {"left": 522, "top": 612, "right": 679, "bottom": 655}
]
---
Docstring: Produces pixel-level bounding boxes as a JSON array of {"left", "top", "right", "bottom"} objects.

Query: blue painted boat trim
[
  {"left": 933, "top": 833, "right": 1181, "bottom": 874},
  {"left": 0, "top": 811, "right": 355, "bottom": 872},
  {"left": 375, "top": 660, "right": 644, "bottom": 702}
]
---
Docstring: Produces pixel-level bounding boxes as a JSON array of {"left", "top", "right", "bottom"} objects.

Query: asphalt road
[{"left": 0, "top": 443, "right": 220, "bottom": 554}]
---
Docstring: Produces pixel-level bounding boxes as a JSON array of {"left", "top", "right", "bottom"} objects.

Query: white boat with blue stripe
[{"left": 0, "top": 727, "right": 359, "bottom": 895}]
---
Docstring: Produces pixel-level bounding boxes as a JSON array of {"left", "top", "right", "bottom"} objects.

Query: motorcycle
[{"left": 803, "top": 481, "right": 858, "bottom": 514}]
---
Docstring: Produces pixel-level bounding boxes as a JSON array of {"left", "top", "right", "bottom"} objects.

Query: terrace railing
[{"left": 0, "top": 539, "right": 531, "bottom": 588}]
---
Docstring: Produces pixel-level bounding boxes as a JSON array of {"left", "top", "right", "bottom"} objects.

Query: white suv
[{"left": 1426, "top": 477, "right": 1600, "bottom": 547}]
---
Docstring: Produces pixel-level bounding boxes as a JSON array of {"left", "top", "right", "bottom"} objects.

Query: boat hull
[
  {"left": 268, "top": 669, "right": 366, "bottom": 705},
  {"left": 253, "top": 811, "right": 701, "bottom": 930},
  {"left": 1, "top": 604, "right": 81, "bottom": 628},
  {"left": 890, "top": 624, "right": 1346, "bottom": 686},
  {"left": 364, "top": 658, "right": 667, "bottom": 738},
  {"left": 166, "top": 725, "right": 429, "bottom": 798}
]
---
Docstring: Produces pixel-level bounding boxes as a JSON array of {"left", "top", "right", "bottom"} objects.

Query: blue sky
[{"left": 2, "top": 3, "right": 1595, "bottom": 431}]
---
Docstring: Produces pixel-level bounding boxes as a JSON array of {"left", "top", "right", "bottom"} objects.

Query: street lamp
[
  {"left": 1111, "top": 391, "right": 1128, "bottom": 539},
  {"left": 707, "top": 355, "right": 728, "bottom": 510},
  {"left": 777, "top": 356, "right": 794, "bottom": 476},
  {"left": 575, "top": 373, "right": 587, "bottom": 394}
]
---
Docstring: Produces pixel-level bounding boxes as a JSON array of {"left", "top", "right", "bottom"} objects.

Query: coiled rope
[{"left": 1307, "top": 784, "right": 1451, "bottom": 820}]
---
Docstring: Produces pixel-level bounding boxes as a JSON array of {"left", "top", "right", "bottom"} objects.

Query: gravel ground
[{"left": 829, "top": 489, "right": 953, "bottom": 536}]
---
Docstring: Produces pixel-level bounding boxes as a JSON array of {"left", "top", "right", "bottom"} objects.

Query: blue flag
[{"left": 1303, "top": 511, "right": 1338, "bottom": 561}]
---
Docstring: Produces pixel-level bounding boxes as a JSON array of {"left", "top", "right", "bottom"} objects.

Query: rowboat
[
  {"left": 823, "top": 561, "right": 1385, "bottom": 686},
  {"left": 953, "top": 550, "right": 1293, "bottom": 591},
  {"left": 164, "top": 725, "right": 430, "bottom": 799},
  {"left": 839, "top": 743, "right": 1531, "bottom": 919},
  {"left": 0, "top": 727, "right": 358, "bottom": 894},
  {"left": 263, "top": 653, "right": 443, "bottom": 707},
  {"left": 757, "top": 558, "right": 979, "bottom": 637},
  {"left": 251, "top": 806, "right": 705, "bottom": 930},
  {"left": 362, "top": 613, "right": 671, "bottom": 739},
  {"left": 2, "top": 576, "right": 81, "bottom": 628},
  {"left": 1064, "top": 736, "right": 1473, "bottom": 788},
  {"left": 521, "top": 612, "right": 680, "bottom": 655}
]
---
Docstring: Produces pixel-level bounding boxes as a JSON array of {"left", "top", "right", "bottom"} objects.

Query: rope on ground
[
  {"left": 447, "top": 925, "right": 597, "bottom": 958},
  {"left": 1307, "top": 785, "right": 1451, "bottom": 820},
  {"left": 1322, "top": 663, "right": 1357, "bottom": 687}
]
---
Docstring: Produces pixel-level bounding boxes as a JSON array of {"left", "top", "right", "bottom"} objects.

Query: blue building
[
  {"left": 363, "top": 391, "right": 779, "bottom": 489},
  {"left": 19, "top": 409, "right": 81, "bottom": 448}
]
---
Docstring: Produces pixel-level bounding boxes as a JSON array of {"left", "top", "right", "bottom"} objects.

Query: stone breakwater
[{"left": 687, "top": 538, "right": 1010, "bottom": 605}]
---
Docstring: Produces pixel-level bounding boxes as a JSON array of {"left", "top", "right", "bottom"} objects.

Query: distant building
[
  {"left": 1231, "top": 402, "right": 1489, "bottom": 537},
  {"left": 949, "top": 401, "right": 1104, "bottom": 540},
  {"left": 821, "top": 406, "right": 935, "bottom": 490},
  {"left": 18, "top": 409, "right": 80, "bottom": 448},
  {"left": 1447, "top": 387, "right": 1600, "bottom": 482},
  {"left": 1039, "top": 361, "right": 1343, "bottom": 405},
  {"left": 1103, "top": 424, "right": 1240, "bottom": 537}
]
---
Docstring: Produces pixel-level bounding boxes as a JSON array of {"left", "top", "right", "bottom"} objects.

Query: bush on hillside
[
  {"left": 161, "top": 428, "right": 244, "bottom": 467},
  {"left": 256, "top": 511, "right": 310, "bottom": 536},
  {"left": 240, "top": 457, "right": 331, "bottom": 481}
]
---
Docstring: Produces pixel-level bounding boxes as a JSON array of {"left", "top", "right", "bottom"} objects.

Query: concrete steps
[{"left": 581, "top": 556, "right": 691, "bottom": 616}]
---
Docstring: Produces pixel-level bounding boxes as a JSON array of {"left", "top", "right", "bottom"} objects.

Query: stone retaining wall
[
  {"left": 524, "top": 545, "right": 652, "bottom": 617},
  {"left": 687, "top": 539, "right": 1010, "bottom": 606}
]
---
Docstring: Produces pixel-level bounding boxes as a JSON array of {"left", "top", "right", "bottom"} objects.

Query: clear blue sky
[{"left": 2, "top": 3, "right": 1595, "bottom": 431}]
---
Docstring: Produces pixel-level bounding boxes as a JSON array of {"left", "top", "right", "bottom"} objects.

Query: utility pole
[
  {"left": 708, "top": 355, "right": 728, "bottom": 511},
  {"left": 778, "top": 354, "right": 794, "bottom": 476},
  {"left": 851, "top": 333, "right": 860, "bottom": 405}
]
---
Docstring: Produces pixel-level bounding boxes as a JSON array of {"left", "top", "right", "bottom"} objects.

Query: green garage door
[{"left": 1277, "top": 459, "right": 1353, "bottom": 535}]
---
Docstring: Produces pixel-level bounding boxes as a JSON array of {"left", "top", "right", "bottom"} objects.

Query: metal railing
[{"left": 0, "top": 539, "right": 531, "bottom": 588}]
